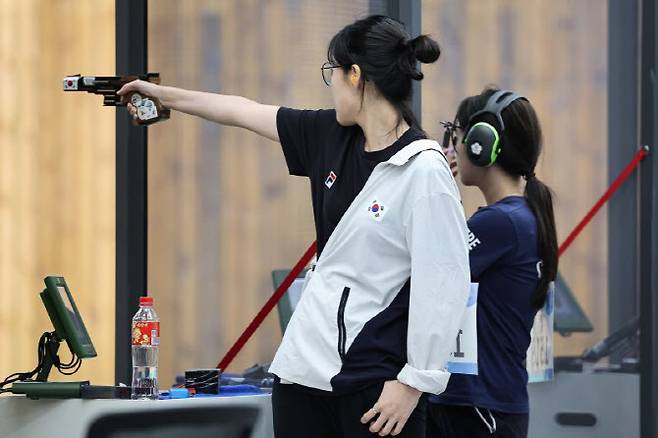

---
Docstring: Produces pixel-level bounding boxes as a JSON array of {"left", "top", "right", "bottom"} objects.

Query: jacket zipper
[{"left": 337, "top": 287, "right": 351, "bottom": 360}]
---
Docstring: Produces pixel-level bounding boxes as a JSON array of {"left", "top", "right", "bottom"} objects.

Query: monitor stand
[
  {"left": 11, "top": 381, "right": 132, "bottom": 400},
  {"left": 11, "top": 381, "right": 89, "bottom": 399},
  {"left": 10, "top": 333, "right": 130, "bottom": 400}
]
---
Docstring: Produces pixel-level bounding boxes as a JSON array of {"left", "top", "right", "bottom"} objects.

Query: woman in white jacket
[{"left": 119, "top": 15, "right": 470, "bottom": 438}]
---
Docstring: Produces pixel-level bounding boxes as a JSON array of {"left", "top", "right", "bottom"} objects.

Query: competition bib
[
  {"left": 526, "top": 283, "right": 555, "bottom": 382},
  {"left": 446, "top": 283, "right": 479, "bottom": 375},
  {"left": 446, "top": 282, "right": 555, "bottom": 381}
]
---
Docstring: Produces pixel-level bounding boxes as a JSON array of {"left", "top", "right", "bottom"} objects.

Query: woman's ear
[{"left": 350, "top": 64, "right": 362, "bottom": 88}]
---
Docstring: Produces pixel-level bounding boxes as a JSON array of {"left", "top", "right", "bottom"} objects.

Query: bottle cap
[{"left": 139, "top": 296, "right": 154, "bottom": 306}]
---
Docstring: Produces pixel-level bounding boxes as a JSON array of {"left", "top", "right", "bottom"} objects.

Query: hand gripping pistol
[{"left": 63, "top": 73, "right": 170, "bottom": 126}]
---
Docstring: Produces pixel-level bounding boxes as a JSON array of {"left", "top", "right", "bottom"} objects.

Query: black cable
[
  {"left": 59, "top": 354, "right": 77, "bottom": 368},
  {"left": 57, "top": 358, "right": 82, "bottom": 375},
  {"left": 0, "top": 332, "right": 49, "bottom": 392},
  {"left": 57, "top": 352, "right": 79, "bottom": 369},
  {"left": 0, "top": 331, "right": 85, "bottom": 394},
  {"left": 56, "top": 342, "right": 77, "bottom": 368}
]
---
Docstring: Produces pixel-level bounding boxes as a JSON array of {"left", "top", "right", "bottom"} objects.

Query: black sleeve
[{"left": 276, "top": 107, "right": 336, "bottom": 177}]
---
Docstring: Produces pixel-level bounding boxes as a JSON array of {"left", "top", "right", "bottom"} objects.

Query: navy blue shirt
[{"left": 430, "top": 196, "right": 541, "bottom": 413}]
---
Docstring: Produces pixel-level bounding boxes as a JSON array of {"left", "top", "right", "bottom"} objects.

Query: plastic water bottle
[{"left": 131, "top": 296, "right": 160, "bottom": 399}]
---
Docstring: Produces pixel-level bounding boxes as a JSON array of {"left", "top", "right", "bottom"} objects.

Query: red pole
[
  {"left": 217, "top": 241, "right": 317, "bottom": 371},
  {"left": 558, "top": 147, "right": 648, "bottom": 257}
]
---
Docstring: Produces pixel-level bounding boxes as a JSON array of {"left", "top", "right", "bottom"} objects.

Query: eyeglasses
[
  {"left": 440, "top": 120, "right": 462, "bottom": 150},
  {"left": 321, "top": 62, "right": 342, "bottom": 86}
]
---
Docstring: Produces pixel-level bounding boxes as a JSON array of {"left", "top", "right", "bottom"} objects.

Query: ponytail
[{"left": 524, "top": 176, "right": 558, "bottom": 309}]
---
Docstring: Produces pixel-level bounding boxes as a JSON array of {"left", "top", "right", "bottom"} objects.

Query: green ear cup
[{"left": 464, "top": 122, "right": 501, "bottom": 167}]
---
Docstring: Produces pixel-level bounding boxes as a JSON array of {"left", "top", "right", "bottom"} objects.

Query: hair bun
[{"left": 409, "top": 35, "right": 441, "bottom": 64}]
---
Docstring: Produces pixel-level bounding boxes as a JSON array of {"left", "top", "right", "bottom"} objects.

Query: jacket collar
[{"left": 386, "top": 139, "right": 446, "bottom": 166}]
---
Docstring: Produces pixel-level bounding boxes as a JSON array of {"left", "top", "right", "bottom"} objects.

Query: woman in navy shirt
[{"left": 427, "top": 87, "right": 558, "bottom": 438}]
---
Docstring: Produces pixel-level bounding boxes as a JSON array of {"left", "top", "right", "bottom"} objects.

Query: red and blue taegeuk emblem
[{"left": 367, "top": 199, "right": 385, "bottom": 221}]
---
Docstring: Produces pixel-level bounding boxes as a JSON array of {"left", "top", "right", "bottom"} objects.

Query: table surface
[
  {"left": 0, "top": 393, "right": 274, "bottom": 438},
  {"left": 0, "top": 372, "right": 640, "bottom": 438}
]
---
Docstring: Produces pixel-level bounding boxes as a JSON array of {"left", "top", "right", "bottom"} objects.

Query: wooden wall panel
[
  {"left": 422, "top": 0, "right": 609, "bottom": 356},
  {"left": 0, "top": 0, "right": 115, "bottom": 385}
]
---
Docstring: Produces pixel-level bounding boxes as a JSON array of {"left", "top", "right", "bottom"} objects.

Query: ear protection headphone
[{"left": 463, "top": 90, "right": 527, "bottom": 167}]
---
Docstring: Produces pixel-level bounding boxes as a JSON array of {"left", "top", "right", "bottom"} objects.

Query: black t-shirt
[{"left": 277, "top": 107, "right": 426, "bottom": 257}]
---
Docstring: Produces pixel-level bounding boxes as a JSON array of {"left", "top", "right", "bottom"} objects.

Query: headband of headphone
[{"left": 463, "top": 90, "right": 527, "bottom": 167}]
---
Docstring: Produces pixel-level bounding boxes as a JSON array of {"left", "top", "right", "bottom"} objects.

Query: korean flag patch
[{"left": 367, "top": 199, "right": 386, "bottom": 222}]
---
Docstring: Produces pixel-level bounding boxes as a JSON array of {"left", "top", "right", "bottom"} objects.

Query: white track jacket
[{"left": 269, "top": 139, "right": 471, "bottom": 394}]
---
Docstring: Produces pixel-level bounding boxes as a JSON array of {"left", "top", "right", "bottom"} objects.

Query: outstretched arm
[{"left": 117, "top": 80, "right": 280, "bottom": 142}]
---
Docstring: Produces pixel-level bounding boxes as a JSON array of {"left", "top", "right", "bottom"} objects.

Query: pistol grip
[{"left": 127, "top": 91, "right": 170, "bottom": 126}]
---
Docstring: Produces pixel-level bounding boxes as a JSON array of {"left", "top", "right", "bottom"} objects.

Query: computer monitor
[
  {"left": 2, "top": 276, "right": 97, "bottom": 398},
  {"left": 271, "top": 269, "right": 307, "bottom": 334},
  {"left": 40, "top": 276, "right": 97, "bottom": 358},
  {"left": 553, "top": 272, "right": 594, "bottom": 336}
]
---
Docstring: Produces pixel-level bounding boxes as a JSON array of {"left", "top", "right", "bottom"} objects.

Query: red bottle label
[{"left": 132, "top": 321, "right": 160, "bottom": 346}]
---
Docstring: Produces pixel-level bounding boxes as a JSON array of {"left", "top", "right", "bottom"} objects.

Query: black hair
[
  {"left": 327, "top": 15, "right": 440, "bottom": 132},
  {"left": 456, "top": 87, "right": 558, "bottom": 310}
]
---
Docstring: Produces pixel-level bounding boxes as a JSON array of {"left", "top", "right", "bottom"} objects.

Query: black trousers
[
  {"left": 272, "top": 380, "right": 427, "bottom": 438},
  {"left": 426, "top": 403, "right": 528, "bottom": 438}
]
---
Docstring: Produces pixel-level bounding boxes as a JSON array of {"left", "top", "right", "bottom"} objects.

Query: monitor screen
[
  {"left": 56, "top": 286, "right": 94, "bottom": 348},
  {"left": 271, "top": 269, "right": 308, "bottom": 334},
  {"left": 57, "top": 287, "right": 75, "bottom": 313},
  {"left": 286, "top": 278, "right": 305, "bottom": 311},
  {"left": 41, "top": 276, "right": 97, "bottom": 358}
]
